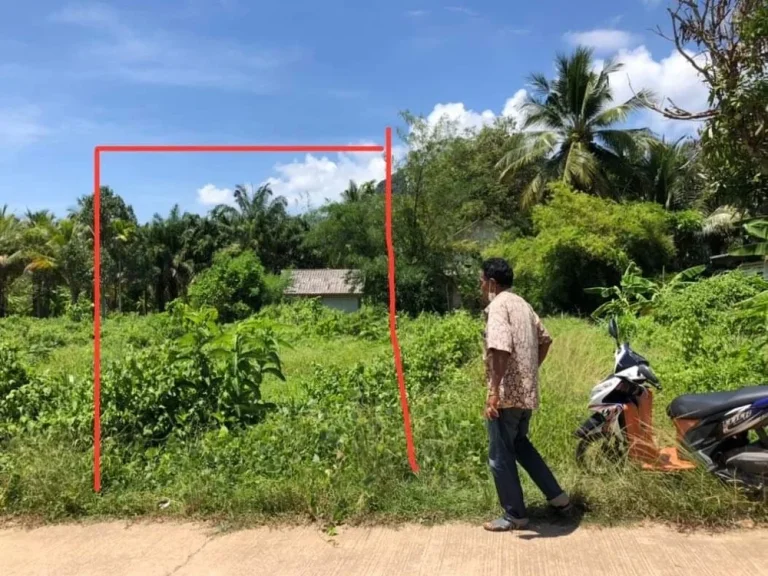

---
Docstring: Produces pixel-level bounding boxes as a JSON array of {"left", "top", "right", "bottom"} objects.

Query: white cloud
[
  {"left": 263, "top": 151, "right": 386, "bottom": 208},
  {"left": 426, "top": 103, "right": 496, "bottom": 132},
  {"left": 501, "top": 89, "right": 529, "bottom": 127},
  {"left": 0, "top": 106, "right": 49, "bottom": 148},
  {"left": 50, "top": 3, "right": 300, "bottom": 91},
  {"left": 603, "top": 46, "right": 709, "bottom": 135},
  {"left": 197, "top": 184, "right": 234, "bottom": 205},
  {"left": 405, "top": 9, "right": 428, "bottom": 17},
  {"left": 564, "top": 29, "right": 640, "bottom": 52},
  {"left": 444, "top": 6, "right": 480, "bottom": 16},
  {"left": 423, "top": 88, "right": 529, "bottom": 133}
]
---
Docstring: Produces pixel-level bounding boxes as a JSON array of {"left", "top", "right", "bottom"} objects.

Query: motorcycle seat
[{"left": 667, "top": 385, "right": 768, "bottom": 419}]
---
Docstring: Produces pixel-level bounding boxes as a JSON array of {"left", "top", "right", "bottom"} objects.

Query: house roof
[{"left": 285, "top": 269, "right": 363, "bottom": 296}]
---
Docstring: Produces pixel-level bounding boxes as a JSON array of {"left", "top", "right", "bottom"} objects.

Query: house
[
  {"left": 709, "top": 254, "right": 768, "bottom": 280},
  {"left": 284, "top": 269, "right": 364, "bottom": 313}
]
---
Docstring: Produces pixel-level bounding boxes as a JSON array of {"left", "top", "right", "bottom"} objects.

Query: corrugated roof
[{"left": 285, "top": 269, "right": 363, "bottom": 296}]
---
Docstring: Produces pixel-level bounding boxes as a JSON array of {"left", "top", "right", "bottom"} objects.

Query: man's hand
[{"left": 484, "top": 393, "right": 500, "bottom": 420}]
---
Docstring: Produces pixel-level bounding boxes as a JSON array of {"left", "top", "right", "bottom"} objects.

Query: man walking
[{"left": 480, "top": 258, "right": 571, "bottom": 531}]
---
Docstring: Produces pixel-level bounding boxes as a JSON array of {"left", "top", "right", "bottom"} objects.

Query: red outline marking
[
  {"left": 385, "top": 128, "right": 418, "bottom": 473},
  {"left": 92, "top": 131, "right": 418, "bottom": 492},
  {"left": 95, "top": 145, "right": 385, "bottom": 153}
]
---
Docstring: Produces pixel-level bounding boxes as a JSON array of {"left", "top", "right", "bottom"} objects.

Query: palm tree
[
  {"left": 634, "top": 137, "right": 703, "bottom": 209},
  {"left": 215, "top": 183, "right": 299, "bottom": 272},
  {"left": 497, "top": 47, "right": 653, "bottom": 207},
  {"left": 148, "top": 206, "right": 194, "bottom": 311},
  {"left": 111, "top": 218, "right": 136, "bottom": 312},
  {"left": 0, "top": 206, "right": 23, "bottom": 317},
  {"left": 22, "top": 210, "right": 59, "bottom": 317}
]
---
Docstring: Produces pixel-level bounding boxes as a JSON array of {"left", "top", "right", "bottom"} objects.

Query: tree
[
  {"left": 497, "top": 47, "right": 653, "bottom": 206},
  {"left": 0, "top": 207, "right": 23, "bottom": 317},
  {"left": 21, "top": 210, "right": 59, "bottom": 318},
  {"left": 484, "top": 183, "right": 676, "bottom": 313},
  {"left": 147, "top": 206, "right": 195, "bottom": 311},
  {"left": 214, "top": 184, "right": 309, "bottom": 273},
  {"left": 188, "top": 247, "right": 267, "bottom": 322},
  {"left": 51, "top": 218, "right": 91, "bottom": 306},
  {"left": 648, "top": 0, "right": 768, "bottom": 212},
  {"left": 635, "top": 137, "right": 703, "bottom": 209}
]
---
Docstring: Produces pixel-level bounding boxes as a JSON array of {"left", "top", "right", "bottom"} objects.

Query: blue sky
[{"left": 0, "top": 0, "right": 706, "bottom": 222}]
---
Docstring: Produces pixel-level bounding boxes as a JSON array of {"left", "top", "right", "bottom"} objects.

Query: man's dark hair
[{"left": 481, "top": 258, "right": 514, "bottom": 289}]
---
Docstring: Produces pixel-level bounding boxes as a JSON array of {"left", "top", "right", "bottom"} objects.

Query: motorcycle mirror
[{"left": 608, "top": 318, "right": 619, "bottom": 343}]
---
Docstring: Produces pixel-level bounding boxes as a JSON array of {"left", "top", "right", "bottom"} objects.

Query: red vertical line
[
  {"left": 93, "top": 147, "right": 102, "bottom": 493},
  {"left": 385, "top": 127, "right": 419, "bottom": 473}
]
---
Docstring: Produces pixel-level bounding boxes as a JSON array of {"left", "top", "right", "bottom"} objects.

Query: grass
[{"left": 0, "top": 309, "right": 765, "bottom": 528}]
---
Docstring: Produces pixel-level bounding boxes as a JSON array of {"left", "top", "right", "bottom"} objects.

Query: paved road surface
[{"left": 2, "top": 521, "right": 766, "bottom": 575}]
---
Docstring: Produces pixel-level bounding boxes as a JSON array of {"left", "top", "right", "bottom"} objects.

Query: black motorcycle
[{"left": 576, "top": 318, "right": 768, "bottom": 492}]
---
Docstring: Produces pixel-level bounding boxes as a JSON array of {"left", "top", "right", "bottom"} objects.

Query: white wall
[{"left": 320, "top": 296, "right": 360, "bottom": 313}]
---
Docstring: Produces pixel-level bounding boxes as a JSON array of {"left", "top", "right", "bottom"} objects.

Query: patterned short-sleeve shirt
[{"left": 483, "top": 291, "right": 552, "bottom": 410}]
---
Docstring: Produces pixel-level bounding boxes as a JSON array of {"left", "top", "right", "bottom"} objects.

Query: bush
[
  {"left": 485, "top": 183, "right": 676, "bottom": 313},
  {"left": 94, "top": 305, "right": 288, "bottom": 444},
  {"left": 188, "top": 247, "right": 267, "bottom": 322},
  {"left": 263, "top": 272, "right": 291, "bottom": 306},
  {"left": 258, "top": 299, "right": 388, "bottom": 341}
]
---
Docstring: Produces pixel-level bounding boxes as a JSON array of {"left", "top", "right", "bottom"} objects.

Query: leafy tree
[
  {"left": 497, "top": 47, "right": 652, "bottom": 206},
  {"left": 188, "top": 247, "right": 267, "bottom": 322},
  {"left": 484, "top": 183, "right": 676, "bottom": 313},
  {"left": 649, "top": 0, "right": 768, "bottom": 212}
]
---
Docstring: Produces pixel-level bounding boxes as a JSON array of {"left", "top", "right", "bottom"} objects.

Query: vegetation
[
  {"left": 0, "top": 0, "right": 766, "bottom": 527},
  {"left": 0, "top": 277, "right": 766, "bottom": 526}
]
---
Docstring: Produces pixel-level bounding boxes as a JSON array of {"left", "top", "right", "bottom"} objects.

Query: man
[{"left": 480, "top": 257, "right": 571, "bottom": 532}]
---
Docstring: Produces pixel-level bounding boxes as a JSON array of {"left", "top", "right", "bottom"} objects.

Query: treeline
[{"left": 1, "top": 1, "right": 765, "bottom": 318}]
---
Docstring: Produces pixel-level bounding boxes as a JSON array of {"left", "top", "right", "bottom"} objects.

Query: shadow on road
[{"left": 517, "top": 497, "right": 586, "bottom": 540}]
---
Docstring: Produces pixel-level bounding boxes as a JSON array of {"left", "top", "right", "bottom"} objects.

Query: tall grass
[{"left": 0, "top": 306, "right": 765, "bottom": 527}]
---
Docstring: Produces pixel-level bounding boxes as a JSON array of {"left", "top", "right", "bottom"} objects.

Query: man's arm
[
  {"left": 536, "top": 315, "right": 552, "bottom": 367},
  {"left": 488, "top": 349, "right": 510, "bottom": 397},
  {"left": 485, "top": 304, "right": 514, "bottom": 418}
]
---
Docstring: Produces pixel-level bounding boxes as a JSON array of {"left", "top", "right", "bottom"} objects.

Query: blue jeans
[{"left": 487, "top": 408, "right": 564, "bottom": 520}]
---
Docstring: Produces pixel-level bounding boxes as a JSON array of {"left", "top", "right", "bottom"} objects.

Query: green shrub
[
  {"left": 485, "top": 184, "right": 676, "bottom": 313},
  {"left": 258, "top": 299, "right": 388, "bottom": 342},
  {"left": 101, "top": 305, "right": 287, "bottom": 443},
  {"left": 188, "top": 247, "right": 267, "bottom": 322}
]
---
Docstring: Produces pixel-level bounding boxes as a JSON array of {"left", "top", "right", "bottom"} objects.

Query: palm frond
[
  {"left": 496, "top": 132, "right": 558, "bottom": 181},
  {"left": 561, "top": 143, "right": 600, "bottom": 189},
  {"left": 596, "top": 129, "right": 650, "bottom": 156},
  {"left": 701, "top": 205, "right": 744, "bottom": 237},
  {"left": 592, "top": 91, "right": 655, "bottom": 128}
]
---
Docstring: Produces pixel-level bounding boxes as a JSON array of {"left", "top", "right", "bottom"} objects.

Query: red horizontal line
[{"left": 95, "top": 144, "right": 385, "bottom": 153}]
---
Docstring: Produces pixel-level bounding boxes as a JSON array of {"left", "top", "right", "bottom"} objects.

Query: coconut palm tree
[
  {"left": 497, "top": 47, "right": 654, "bottom": 207},
  {"left": 635, "top": 137, "right": 703, "bottom": 209}
]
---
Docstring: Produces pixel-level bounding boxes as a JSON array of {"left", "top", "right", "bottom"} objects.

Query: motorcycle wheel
[{"left": 575, "top": 416, "right": 627, "bottom": 472}]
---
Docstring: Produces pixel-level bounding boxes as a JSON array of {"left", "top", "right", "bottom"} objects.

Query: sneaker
[
  {"left": 548, "top": 492, "right": 573, "bottom": 513},
  {"left": 483, "top": 516, "right": 529, "bottom": 532}
]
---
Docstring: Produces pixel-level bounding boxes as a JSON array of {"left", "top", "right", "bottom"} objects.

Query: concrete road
[{"left": 1, "top": 521, "right": 766, "bottom": 575}]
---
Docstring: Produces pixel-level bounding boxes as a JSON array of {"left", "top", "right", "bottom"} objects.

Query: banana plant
[{"left": 586, "top": 262, "right": 705, "bottom": 319}]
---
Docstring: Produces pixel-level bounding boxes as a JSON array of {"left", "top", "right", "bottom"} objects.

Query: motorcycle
[{"left": 575, "top": 318, "right": 768, "bottom": 492}]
